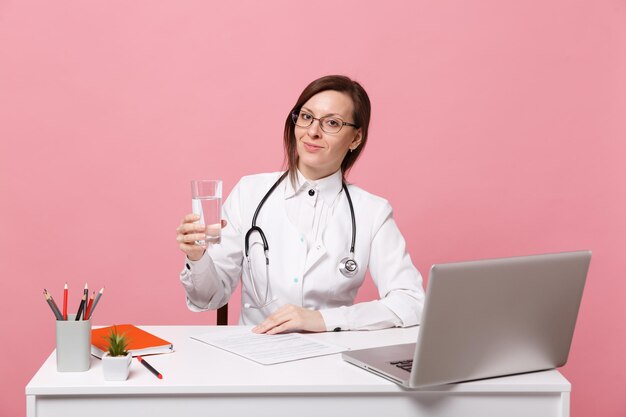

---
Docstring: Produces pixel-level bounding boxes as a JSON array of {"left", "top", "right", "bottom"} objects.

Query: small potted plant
[{"left": 102, "top": 326, "right": 132, "bottom": 381}]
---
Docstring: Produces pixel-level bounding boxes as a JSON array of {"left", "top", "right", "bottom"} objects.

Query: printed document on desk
[{"left": 191, "top": 326, "right": 346, "bottom": 365}]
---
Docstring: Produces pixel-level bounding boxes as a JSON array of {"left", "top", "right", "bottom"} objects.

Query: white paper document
[{"left": 191, "top": 326, "right": 346, "bottom": 365}]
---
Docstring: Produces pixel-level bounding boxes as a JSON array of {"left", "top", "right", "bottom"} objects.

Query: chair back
[{"left": 216, "top": 304, "right": 228, "bottom": 325}]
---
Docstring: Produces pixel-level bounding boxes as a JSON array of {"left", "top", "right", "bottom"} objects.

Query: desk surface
[
  {"left": 26, "top": 325, "right": 570, "bottom": 396},
  {"left": 26, "top": 326, "right": 573, "bottom": 417},
  {"left": 26, "top": 326, "right": 570, "bottom": 395}
]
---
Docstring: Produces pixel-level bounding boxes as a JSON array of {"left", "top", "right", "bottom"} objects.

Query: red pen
[
  {"left": 137, "top": 356, "right": 163, "bottom": 379},
  {"left": 62, "top": 283, "right": 68, "bottom": 320}
]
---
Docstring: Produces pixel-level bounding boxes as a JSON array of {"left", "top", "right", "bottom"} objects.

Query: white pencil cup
[{"left": 56, "top": 314, "right": 92, "bottom": 372}]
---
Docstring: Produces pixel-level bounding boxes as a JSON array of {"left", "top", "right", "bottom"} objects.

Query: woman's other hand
[{"left": 252, "top": 304, "right": 326, "bottom": 334}]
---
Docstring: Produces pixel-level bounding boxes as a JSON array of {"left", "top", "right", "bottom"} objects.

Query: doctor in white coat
[{"left": 177, "top": 75, "right": 424, "bottom": 335}]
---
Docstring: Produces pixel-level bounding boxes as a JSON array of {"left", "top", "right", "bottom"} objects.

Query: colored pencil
[
  {"left": 87, "top": 287, "right": 104, "bottom": 319},
  {"left": 44, "top": 289, "right": 63, "bottom": 320},
  {"left": 84, "top": 291, "right": 95, "bottom": 320},
  {"left": 62, "top": 283, "right": 68, "bottom": 320},
  {"left": 82, "top": 283, "right": 88, "bottom": 313},
  {"left": 43, "top": 290, "right": 63, "bottom": 320},
  {"left": 137, "top": 356, "right": 163, "bottom": 379},
  {"left": 75, "top": 293, "right": 86, "bottom": 321}
]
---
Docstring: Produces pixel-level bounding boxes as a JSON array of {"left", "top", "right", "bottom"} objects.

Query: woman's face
[{"left": 294, "top": 90, "right": 362, "bottom": 180}]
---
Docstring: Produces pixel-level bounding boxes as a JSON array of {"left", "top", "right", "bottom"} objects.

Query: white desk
[{"left": 26, "top": 326, "right": 570, "bottom": 417}]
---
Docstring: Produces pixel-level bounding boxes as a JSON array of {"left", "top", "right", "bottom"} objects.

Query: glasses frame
[{"left": 291, "top": 110, "right": 359, "bottom": 134}]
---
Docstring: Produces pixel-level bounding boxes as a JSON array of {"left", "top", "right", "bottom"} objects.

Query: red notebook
[{"left": 91, "top": 324, "right": 174, "bottom": 358}]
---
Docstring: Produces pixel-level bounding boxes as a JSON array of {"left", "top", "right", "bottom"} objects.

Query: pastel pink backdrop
[{"left": 1, "top": 1, "right": 624, "bottom": 416}]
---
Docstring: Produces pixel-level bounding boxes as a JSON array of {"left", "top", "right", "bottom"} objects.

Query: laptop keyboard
[{"left": 390, "top": 359, "right": 413, "bottom": 372}]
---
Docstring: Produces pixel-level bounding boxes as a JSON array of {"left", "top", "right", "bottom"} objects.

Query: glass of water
[{"left": 191, "top": 180, "right": 222, "bottom": 245}]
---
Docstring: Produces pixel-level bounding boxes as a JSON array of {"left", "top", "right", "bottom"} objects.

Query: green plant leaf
[{"left": 104, "top": 325, "right": 130, "bottom": 357}]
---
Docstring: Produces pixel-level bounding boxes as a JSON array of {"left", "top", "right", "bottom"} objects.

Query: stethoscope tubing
[
  {"left": 244, "top": 172, "right": 288, "bottom": 258},
  {"left": 244, "top": 172, "right": 358, "bottom": 308},
  {"left": 342, "top": 181, "right": 356, "bottom": 255}
]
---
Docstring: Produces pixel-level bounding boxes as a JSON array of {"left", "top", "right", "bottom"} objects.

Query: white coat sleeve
[
  {"left": 179, "top": 180, "right": 245, "bottom": 311},
  {"left": 319, "top": 202, "right": 425, "bottom": 331}
]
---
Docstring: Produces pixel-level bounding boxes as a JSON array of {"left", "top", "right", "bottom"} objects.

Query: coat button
[{"left": 308, "top": 189, "right": 315, "bottom": 196}]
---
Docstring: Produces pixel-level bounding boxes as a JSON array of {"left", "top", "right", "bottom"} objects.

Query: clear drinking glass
[{"left": 191, "top": 180, "right": 222, "bottom": 245}]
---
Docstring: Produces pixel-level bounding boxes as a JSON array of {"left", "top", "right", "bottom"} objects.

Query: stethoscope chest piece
[{"left": 339, "top": 257, "right": 359, "bottom": 278}]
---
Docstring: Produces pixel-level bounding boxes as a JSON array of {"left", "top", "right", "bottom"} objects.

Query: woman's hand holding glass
[{"left": 176, "top": 214, "right": 227, "bottom": 261}]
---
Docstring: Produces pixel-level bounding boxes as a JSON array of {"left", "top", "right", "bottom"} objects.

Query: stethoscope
[{"left": 243, "top": 171, "right": 358, "bottom": 309}]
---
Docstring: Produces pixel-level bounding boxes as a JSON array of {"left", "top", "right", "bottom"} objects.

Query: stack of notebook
[{"left": 91, "top": 324, "right": 174, "bottom": 358}]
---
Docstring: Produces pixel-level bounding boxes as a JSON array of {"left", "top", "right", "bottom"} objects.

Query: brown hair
[{"left": 283, "top": 75, "right": 371, "bottom": 185}]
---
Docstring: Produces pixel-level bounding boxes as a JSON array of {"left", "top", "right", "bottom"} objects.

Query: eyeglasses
[{"left": 291, "top": 110, "right": 359, "bottom": 134}]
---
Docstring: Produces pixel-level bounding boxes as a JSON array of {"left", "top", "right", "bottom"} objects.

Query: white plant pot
[{"left": 102, "top": 352, "right": 131, "bottom": 381}]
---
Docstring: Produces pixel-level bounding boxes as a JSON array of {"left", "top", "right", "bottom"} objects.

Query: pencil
[
  {"left": 84, "top": 291, "right": 95, "bottom": 320},
  {"left": 82, "top": 283, "right": 88, "bottom": 315},
  {"left": 87, "top": 287, "right": 104, "bottom": 319},
  {"left": 75, "top": 293, "right": 86, "bottom": 321},
  {"left": 43, "top": 290, "right": 63, "bottom": 320},
  {"left": 48, "top": 292, "right": 63, "bottom": 320},
  {"left": 137, "top": 356, "right": 163, "bottom": 379},
  {"left": 44, "top": 289, "right": 63, "bottom": 320},
  {"left": 62, "top": 283, "right": 68, "bottom": 320}
]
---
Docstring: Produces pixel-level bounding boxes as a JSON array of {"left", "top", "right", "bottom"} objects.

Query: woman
[{"left": 176, "top": 75, "right": 424, "bottom": 334}]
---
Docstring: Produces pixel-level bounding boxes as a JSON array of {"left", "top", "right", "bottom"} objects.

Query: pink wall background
[{"left": 1, "top": 0, "right": 624, "bottom": 415}]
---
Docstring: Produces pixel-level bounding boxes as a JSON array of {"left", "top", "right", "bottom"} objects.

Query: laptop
[{"left": 342, "top": 250, "right": 591, "bottom": 388}]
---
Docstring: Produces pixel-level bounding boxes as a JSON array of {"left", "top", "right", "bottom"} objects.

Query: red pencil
[
  {"left": 87, "top": 287, "right": 104, "bottom": 319},
  {"left": 137, "top": 356, "right": 163, "bottom": 379},
  {"left": 84, "top": 291, "right": 95, "bottom": 320},
  {"left": 63, "top": 283, "right": 68, "bottom": 320}
]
